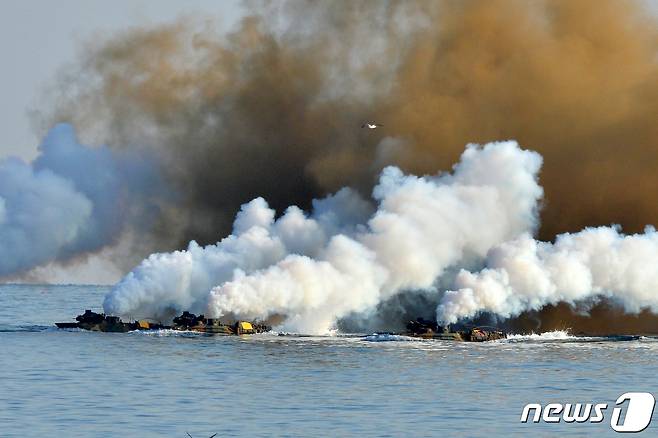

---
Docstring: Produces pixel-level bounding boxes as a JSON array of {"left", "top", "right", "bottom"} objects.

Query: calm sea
[{"left": 1, "top": 284, "right": 657, "bottom": 437}]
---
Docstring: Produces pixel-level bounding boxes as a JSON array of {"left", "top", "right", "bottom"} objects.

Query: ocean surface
[{"left": 1, "top": 284, "right": 657, "bottom": 437}]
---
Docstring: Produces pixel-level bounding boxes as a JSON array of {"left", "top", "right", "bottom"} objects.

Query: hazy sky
[{"left": 0, "top": 0, "right": 245, "bottom": 161}]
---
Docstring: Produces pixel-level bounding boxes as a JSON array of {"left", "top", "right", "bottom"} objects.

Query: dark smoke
[
  {"left": 27, "top": 0, "right": 658, "bottom": 331},
  {"left": 39, "top": 0, "right": 658, "bottom": 246},
  {"left": 506, "top": 302, "right": 658, "bottom": 336}
]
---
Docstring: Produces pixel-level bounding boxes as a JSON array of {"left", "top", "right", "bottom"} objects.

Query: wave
[
  {"left": 128, "top": 329, "right": 214, "bottom": 337},
  {"left": 0, "top": 324, "right": 55, "bottom": 333},
  {"left": 362, "top": 333, "right": 421, "bottom": 342},
  {"left": 505, "top": 330, "right": 647, "bottom": 342},
  {"left": 506, "top": 330, "right": 577, "bottom": 341}
]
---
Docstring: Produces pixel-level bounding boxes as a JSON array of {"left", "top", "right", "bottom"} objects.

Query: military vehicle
[
  {"left": 55, "top": 309, "right": 166, "bottom": 332},
  {"left": 55, "top": 310, "right": 270, "bottom": 335},
  {"left": 405, "top": 317, "right": 506, "bottom": 342},
  {"left": 57, "top": 312, "right": 499, "bottom": 340},
  {"left": 171, "top": 311, "right": 269, "bottom": 335}
]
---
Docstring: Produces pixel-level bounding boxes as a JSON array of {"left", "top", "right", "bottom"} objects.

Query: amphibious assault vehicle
[
  {"left": 171, "top": 311, "right": 269, "bottom": 335},
  {"left": 405, "top": 318, "right": 506, "bottom": 342},
  {"left": 56, "top": 311, "right": 501, "bottom": 341},
  {"left": 54, "top": 309, "right": 164, "bottom": 332},
  {"left": 55, "top": 310, "right": 269, "bottom": 335}
]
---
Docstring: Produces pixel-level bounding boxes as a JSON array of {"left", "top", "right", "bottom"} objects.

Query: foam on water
[
  {"left": 362, "top": 333, "right": 421, "bottom": 342},
  {"left": 506, "top": 330, "right": 577, "bottom": 341},
  {"left": 504, "top": 330, "right": 646, "bottom": 343},
  {"left": 128, "top": 328, "right": 202, "bottom": 337}
]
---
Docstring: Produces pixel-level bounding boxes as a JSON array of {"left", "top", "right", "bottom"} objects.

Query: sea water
[{"left": 1, "top": 284, "right": 657, "bottom": 437}]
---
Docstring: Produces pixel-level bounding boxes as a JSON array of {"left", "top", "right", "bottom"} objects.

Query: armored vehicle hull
[
  {"left": 405, "top": 318, "right": 506, "bottom": 342},
  {"left": 56, "top": 310, "right": 269, "bottom": 335},
  {"left": 171, "top": 311, "right": 269, "bottom": 334},
  {"left": 55, "top": 310, "right": 167, "bottom": 332}
]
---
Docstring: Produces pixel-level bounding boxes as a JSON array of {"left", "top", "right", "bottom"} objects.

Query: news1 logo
[{"left": 521, "top": 392, "right": 656, "bottom": 433}]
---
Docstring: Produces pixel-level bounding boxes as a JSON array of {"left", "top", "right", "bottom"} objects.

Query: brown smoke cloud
[
  {"left": 506, "top": 302, "right": 658, "bottom": 336},
  {"left": 379, "top": 0, "right": 658, "bottom": 241},
  {"left": 39, "top": 0, "right": 658, "bottom": 244},
  {"left": 35, "top": 0, "right": 658, "bottom": 331}
]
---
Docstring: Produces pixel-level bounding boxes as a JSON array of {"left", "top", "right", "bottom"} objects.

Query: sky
[{"left": 0, "top": 0, "right": 244, "bottom": 161}]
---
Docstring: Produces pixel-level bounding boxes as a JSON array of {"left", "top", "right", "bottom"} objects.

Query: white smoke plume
[
  {"left": 104, "top": 140, "right": 543, "bottom": 333},
  {"left": 0, "top": 155, "right": 92, "bottom": 275},
  {"left": 437, "top": 226, "right": 658, "bottom": 325},
  {"left": 0, "top": 123, "right": 163, "bottom": 278},
  {"left": 103, "top": 189, "right": 373, "bottom": 319}
]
